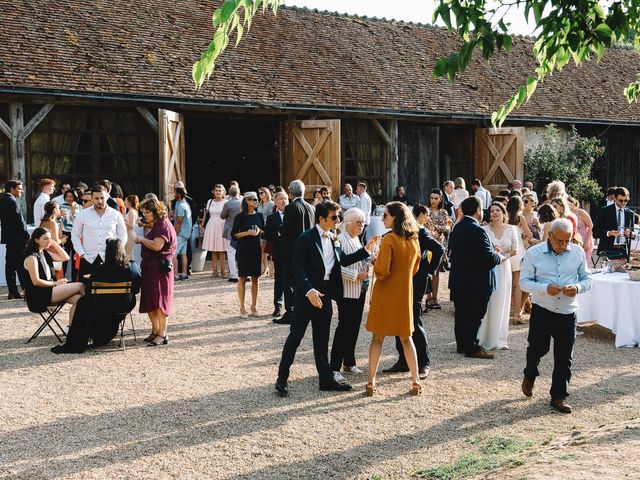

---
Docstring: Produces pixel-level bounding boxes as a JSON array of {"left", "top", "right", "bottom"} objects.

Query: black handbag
[{"left": 159, "top": 234, "right": 173, "bottom": 272}]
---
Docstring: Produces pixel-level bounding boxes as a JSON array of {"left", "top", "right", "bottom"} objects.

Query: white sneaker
[
  {"left": 343, "top": 365, "right": 363, "bottom": 374},
  {"left": 333, "top": 371, "right": 348, "bottom": 384}
]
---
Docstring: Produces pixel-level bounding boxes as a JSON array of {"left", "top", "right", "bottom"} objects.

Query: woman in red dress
[{"left": 135, "top": 198, "right": 177, "bottom": 346}]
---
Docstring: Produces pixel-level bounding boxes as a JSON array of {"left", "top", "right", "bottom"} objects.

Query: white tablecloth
[{"left": 577, "top": 272, "right": 640, "bottom": 347}]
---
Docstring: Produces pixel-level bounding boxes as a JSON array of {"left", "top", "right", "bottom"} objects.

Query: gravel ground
[{"left": 0, "top": 269, "right": 638, "bottom": 479}]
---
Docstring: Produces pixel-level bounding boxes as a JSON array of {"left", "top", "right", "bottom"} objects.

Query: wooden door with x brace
[
  {"left": 281, "top": 120, "right": 341, "bottom": 200},
  {"left": 474, "top": 127, "right": 524, "bottom": 195}
]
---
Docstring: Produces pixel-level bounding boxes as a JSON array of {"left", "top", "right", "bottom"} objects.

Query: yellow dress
[{"left": 366, "top": 232, "right": 420, "bottom": 337}]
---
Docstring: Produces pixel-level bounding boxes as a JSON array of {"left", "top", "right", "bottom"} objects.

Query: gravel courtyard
[{"left": 1, "top": 271, "right": 638, "bottom": 479}]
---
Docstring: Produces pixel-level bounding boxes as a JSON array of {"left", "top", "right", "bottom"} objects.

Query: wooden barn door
[
  {"left": 474, "top": 127, "right": 524, "bottom": 194},
  {"left": 281, "top": 120, "right": 340, "bottom": 199},
  {"left": 159, "top": 109, "right": 185, "bottom": 203}
]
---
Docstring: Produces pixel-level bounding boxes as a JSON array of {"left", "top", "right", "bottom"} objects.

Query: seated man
[{"left": 52, "top": 239, "right": 141, "bottom": 354}]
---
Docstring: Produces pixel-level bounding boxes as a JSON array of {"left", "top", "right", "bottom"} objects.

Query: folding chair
[
  {"left": 26, "top": 302, "right": 66, "bottom": 344},
  {"left": 593, "top": 250, "right": 627, "bottom": 269},
  {"left": 90, "top": 281, "right": 137, "bottom": 350}
]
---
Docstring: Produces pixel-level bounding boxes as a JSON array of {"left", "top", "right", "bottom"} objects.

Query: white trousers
[{"left": 226, "top": 244, "right": 238, "bottom": 279}]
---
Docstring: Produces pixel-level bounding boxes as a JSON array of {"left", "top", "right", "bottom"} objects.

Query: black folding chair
[
  {"left": 26, "top": 302, "right": 66, "bottom": 344},
  {"left": 90, "top": 281, "right": 137, "bottom": 350},
  {"left": 593, "top": 249, "right": 627, "bottom": 269}
]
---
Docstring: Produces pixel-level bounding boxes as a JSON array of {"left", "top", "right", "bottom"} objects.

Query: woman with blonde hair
[
  {"left": 546, "top": 180, "right": 567, "bottom": 201},
  {"left": 450, "top": 177, "right": 469, "bottom": 219},
  {"left": 124, "top": 195, "right": 139, "bottom": 260},
  {"left": 134, "top": 198, "right": 177, "bottom": 346},
  {"left": 366, "top": 202, "right": 422, "bottom": 396},
  {"left": 550, "top": 196, "right": 579, "bottom": 240},
  {"left": 257, "top": 187, "right": 275, "bottom": 275},
  {"left": 201, "top": 184, "right": 228, "bottom": 277}
]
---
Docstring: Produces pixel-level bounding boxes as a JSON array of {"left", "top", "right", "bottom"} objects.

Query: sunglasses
[
  {"left": 259, "top": 192, "right": 265, "bottom": 195},
  {"left": 247, "top": 198, "right": 258, "bottom": 202},
  {"left": 616, "top": 198, "right": 629, "bottom": 204},
  {"left": 329, "top": 215, "right": 340, "bottom": 221},
  {"left": 82, "top": 199, "right": 91, "bottom": 204}
]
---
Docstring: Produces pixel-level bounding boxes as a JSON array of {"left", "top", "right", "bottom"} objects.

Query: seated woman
[
  {"left": 51, "top": 238, "right": 141, "bottom": 354},
  {"left": 23, "top": 227, "right": 85, "bottom": 326}
]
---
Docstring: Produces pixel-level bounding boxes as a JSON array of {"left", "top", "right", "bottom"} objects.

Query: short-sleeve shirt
[{"left": 174, "top": 199, "right": 192, "bottom": 239}]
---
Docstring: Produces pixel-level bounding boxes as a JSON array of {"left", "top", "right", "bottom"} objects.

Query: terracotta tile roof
[{"left": 1, "top": 2, "right": 639, "bottom": 124}]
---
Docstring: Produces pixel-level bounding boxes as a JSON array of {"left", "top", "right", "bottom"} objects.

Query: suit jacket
[
  {"left": 220, "top": 197, "right": 242, "bottom": 241},
  {"left": 593, "top": 203, "right": 636, "bottom": 253},
  {"left": 448, "top": 216, "right": 502, "bottom": 296},
  {"left": 0, "top": 193, "right": 29, "bottom": 246},
  {"left": 264, "top": 210, "right": 285, "bottom": 262},
  {"left": 417, "top": 228, "right": 445, "bottom": 278},
  {"left": 292, "top": 227, "right": 370, "bottom": 302},
  {"left": 443, "top": 193, "right": 455, "bottom": 218},
  {"left": 281, "top": 198, "right": 315, "bottom": 258}
]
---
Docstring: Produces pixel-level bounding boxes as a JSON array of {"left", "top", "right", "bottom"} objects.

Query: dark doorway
[{"left": 185, "top": 116, "right": 280, "bottom": 209}]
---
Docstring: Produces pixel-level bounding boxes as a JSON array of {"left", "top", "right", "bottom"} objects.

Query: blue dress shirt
[{"left": 520, "top": 241, "right": 592, "bottom": 314}]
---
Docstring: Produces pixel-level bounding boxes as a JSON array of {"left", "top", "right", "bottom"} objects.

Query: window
[
  {"left": 342, "top": 119, "right": 387, "bottom": 205},
  {"left": 27, "top": 106, "right": 158, "bottom": 202}
]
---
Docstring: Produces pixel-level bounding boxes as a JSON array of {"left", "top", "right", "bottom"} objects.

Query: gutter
[{"left": 1, "top": 85, "right": 639, "bottom": 127}]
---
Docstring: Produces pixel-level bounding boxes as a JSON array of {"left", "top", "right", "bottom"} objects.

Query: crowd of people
[{"left": 1, "top": 173, "right": 637, "bottom": 413}]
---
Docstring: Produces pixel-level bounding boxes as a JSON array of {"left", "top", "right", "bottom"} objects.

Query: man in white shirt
[
  {"left": 470, "top": 178, "right": 491, "bottom": 211},
  {"left": 338, "top": 183, "right": 359, "bottom": 212},
  {"left": 52, "top": 183, "right": 71, "bottom": 205},
  {"left": 356, "top": 182, "right": 372, "bottom": 242},
  {"left": 33, "top": 178, "right": 56, "bottom": 224},
  {"left": 72, "top": 184, "right": 127, "bottom": 278}
]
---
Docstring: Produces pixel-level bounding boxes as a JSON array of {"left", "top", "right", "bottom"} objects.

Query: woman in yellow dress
[{"left": 366, "top": 201, "right": 422, "bottom": 396}]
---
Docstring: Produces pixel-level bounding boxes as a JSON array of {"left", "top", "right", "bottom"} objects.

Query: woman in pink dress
[
  {"left": 201, "top": 184, "right": 228, "bottom": 277},
  {"left": 568, "top": 195, "right": 594, "bottom": 265}
]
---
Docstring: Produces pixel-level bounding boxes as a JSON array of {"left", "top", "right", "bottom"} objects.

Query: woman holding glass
[{"left": 202, "top": 184, "right": 228, "bottom": 277}]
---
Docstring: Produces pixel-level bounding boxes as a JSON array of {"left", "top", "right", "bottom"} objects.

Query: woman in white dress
[
  {"left": 201, "top": 184, "right": 228, "bottom": 277},
  {"left": 478, "top": 202, "right": 518, "bottom": 351}
]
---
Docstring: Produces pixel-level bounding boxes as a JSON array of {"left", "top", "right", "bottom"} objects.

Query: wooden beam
[
  {"left": 23, "top": 104, "right": 54, "bottom": 138},
  {"left": 388, "top": 119, "right": 399, "bottom": 200},
  {"left": 136, "top": 107, "right": 159, "bottom": 134},
  {"left": 9, "top": 103, "right": 27, "bottom": 216},
  {"left": 0, "top": 116, "right": 10, "bottom": 139},
  {"left": 370, "top": 119, "right": 392, "bottom": 146}
]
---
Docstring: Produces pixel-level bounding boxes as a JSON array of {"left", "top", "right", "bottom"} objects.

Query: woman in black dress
[
  {"left": 231, "top": 191, "right": 264, "bottom": 318},
  {"left": 23, "top": 227, "right": 85, "bottom": 326}
]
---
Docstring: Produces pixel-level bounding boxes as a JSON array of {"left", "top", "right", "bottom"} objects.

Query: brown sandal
[
  {"left": 365, "top": 383, "right": 377, "bottom": 397},
  {"left": 411, "top": 383, "right": 423, "bottom": 396}
]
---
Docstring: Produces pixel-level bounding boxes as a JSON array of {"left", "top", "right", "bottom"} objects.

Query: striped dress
[{"left": 338, "top": 232, "right": 369, "bottom": 299}]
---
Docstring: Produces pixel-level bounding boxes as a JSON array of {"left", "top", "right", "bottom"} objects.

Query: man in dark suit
[
  {"left": 264, "top": 190, "right": 290, "bottom": 321},
  {"left": 275, "top": 201, "right": 372, "bottom": 397},
  {"left": 442, "top": 180, "right": 455, "bottom": 218},
  {"left": 278, "top": 179, "right": 315, "bottom": 324},
  {"left": 448, "top": 196, "right": 505, "bottom": 359},
  {"left": 593, "top": 186, "right": 637, "bottom": 259},
  {"left": 384, "top": 222, "right": 444, "bottom": 377},
  {"left": 0, "top": 180, "right": 30, "bottom": 299}
]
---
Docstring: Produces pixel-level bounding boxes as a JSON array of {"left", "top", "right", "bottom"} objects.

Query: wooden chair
[
  {"left": 26, "top": 302, "right": 66, "bottom": 344},
  {"left": 90, "top": 281, "right": 137, "bottom": 350}
]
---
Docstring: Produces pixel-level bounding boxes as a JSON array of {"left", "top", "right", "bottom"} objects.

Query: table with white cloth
[{"left": 576, "top": 272, "right": 640, "bottom": 347}]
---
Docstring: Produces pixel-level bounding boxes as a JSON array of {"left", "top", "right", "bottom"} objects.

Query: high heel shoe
[
  {"left": 148, "top": 334, "right": 168, "bottom": 346},
  {"left": 144, "top": 333, "right": 157, "bottom": 342},
  {"left": 239, "top": 308, "right": 248, "bottom": 319},
  {"left": 365, "top": 383, "right": 377, "bottom": 397},
  {"left": 411, "top": 382, "right": 423, "bottom": 396},
  {"left": 250, "top": 306, "right": 259, "bottom": 317}
]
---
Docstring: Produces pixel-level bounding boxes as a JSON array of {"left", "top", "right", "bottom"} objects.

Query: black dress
[
  {"left": 231, "top": 212, "right": 264, "bottom": 278},
  {"left": 24, "top": 251, "right": 55, "bottom": 313}
]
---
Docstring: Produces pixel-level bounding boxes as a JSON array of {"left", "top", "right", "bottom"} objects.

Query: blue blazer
[
  {"left": 0, "top": 193, "right": 29, "bottom": 246},
  {"left": 292, "top": 226, "right": 370, "bottom": 301},
  {"left": 447, "top": 216, "right": 502, "bottom": 296}
]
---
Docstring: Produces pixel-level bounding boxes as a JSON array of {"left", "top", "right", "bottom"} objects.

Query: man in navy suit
[
  {"left": 275, "top": 201, "right": 372, "bottom": 396},
  {"left": 264, "top": 190, "right": 290, "bottom": 321},
  {"left": 593, "top": 186, "right": 637, "bottom": 259},
  {"left": 278, "top": 179, "right": 315, "bottom": 324},
  {"left": 448, "top": 196, "right": 505, "bottom": 359},
  {"left": 0, "top": 180, "right": 30, "bottom": 299}
]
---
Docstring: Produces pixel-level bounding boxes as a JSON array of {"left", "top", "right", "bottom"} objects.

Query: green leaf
[
  {"left": 517, "top": 86, "right": 527, "bottom": 104},
  {"left": 235, "top": 22, "right": 244, "bottom": 46},
  {"left": 433, "top": 57, "right": 449, "bottom": 78},
  {"left": 526, "top": 77, "right": 538, "bottom": 98},
  {"left": 502, "top": 35, "right": 512, "bottom": 52},
  {"left": 594, "top": 23, "right": 613, "bottom": 41},
  {"left": 533, "top": 3, "right": 543, "bottom": 24}
]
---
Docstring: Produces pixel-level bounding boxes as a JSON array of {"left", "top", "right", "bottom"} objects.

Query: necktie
[
  {"left": 618, "top": 208, "right": 623, "bottom": 230},
  {"left": 322, "top": 232, "right": 329, "bottom": 238}
]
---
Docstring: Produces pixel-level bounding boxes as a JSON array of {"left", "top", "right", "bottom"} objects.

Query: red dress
[{"left": 139, "top": 218, "right": 177, "bottom": 315}]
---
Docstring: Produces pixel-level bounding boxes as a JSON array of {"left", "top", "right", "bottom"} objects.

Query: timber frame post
[
  {"left": 0, "top": 103, "right": 54, "bottom": 215},
  {"left": 370, "top": 119, "right": 398, "bottom": 201}
]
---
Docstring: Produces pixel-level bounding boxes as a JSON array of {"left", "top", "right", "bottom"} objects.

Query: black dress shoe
[
  {"left": 382, "top": 362, "right": 409, "bottom": 373},
  {"left": 273, "top": 314, "right": 292, "bottom": 325},
  {"left": 419, "top": 367, "right": 430, "bottom": 380},
  {"left": 319, "top": 379, "right": 353, "bottom": 391},
  {"left": 272, "top": 308, "right": 282, "bottom": 317},
  {"left": 275, "top": 379, "right": 289, "bottom": 397},
  {"left": 7, "top": 291, "right": 23, "bottom": 300},
  {"left": 227, "top": 278, "right": 238, "bottom": 283}
]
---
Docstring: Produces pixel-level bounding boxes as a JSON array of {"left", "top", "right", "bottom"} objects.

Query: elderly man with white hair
[{"left": 520, "top": 218, "right": 592, "bottom": 414}]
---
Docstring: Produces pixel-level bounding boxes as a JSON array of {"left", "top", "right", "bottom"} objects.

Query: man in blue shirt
[
  {"left": 520, "top": 218, "right": 592, "bottom": 413},
  {"left": 173, "top": 187, "right": 192, "bottom": 281}
]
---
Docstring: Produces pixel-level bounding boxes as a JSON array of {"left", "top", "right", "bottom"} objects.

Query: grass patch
[
  {"left": 555, "top": 454, "right": 577, "bottom": 461},
  {"left": 412, "top": 436, "right": 533, "bottom": 479}
]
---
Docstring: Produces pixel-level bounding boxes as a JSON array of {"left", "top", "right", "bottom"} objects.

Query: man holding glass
[{"left": 593, "top": 186, "right": 637, "bottom": 259}]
